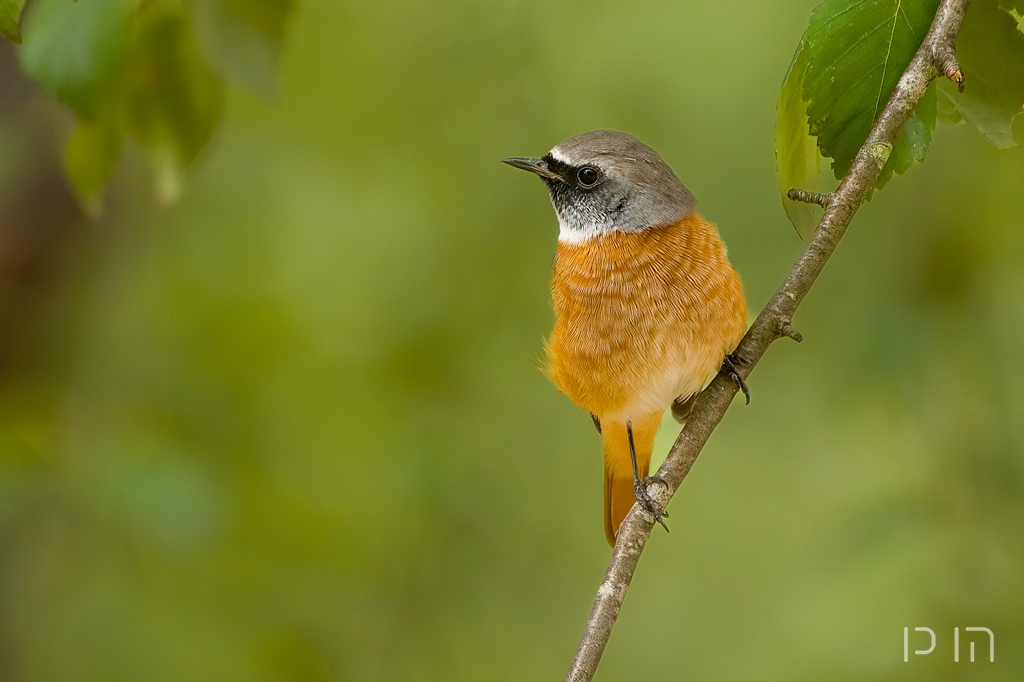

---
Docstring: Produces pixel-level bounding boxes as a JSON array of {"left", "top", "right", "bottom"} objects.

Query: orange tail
[{"left": 602, "top": 411, "right": 664, "bottom": 546}]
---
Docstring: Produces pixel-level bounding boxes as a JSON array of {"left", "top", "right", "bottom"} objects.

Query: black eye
[{"left": 576, "top": 166, "right": 600, "bottom": 187}]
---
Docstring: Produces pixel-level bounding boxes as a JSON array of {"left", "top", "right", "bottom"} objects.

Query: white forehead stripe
[{"left": 549, "top": 147, "right": 573, "bottom": 164}]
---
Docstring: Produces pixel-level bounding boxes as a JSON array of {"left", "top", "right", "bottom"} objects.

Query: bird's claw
[
  {"left": 634, "top": 475, "right": 670, "bottom": 533},
  {"left": 723, "top": 353, "right": 750, "bottom": 405}
]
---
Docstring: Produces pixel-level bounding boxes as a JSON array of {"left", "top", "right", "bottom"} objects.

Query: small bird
[{"left": 504, "top": 130, "right": 748, "bottom": 546}]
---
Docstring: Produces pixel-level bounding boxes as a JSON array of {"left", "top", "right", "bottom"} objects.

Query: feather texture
[
  {"left": 546, "top": 212, "right": 747, "bottom": 544},
  {"left": 547, "top": 212, "right": 747, "bottom": 423}
]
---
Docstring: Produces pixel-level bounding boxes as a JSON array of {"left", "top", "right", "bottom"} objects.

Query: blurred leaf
[
  {"left": 64, "top": 116, "right": 122, "bottom": 215},
  {"left": 19, "top": 0, "right": 129, "bottom": 115},
  {"left": 802, "top": 0, "right": 939, "bottom": 185},
  {"left": 936, "top": 82, "right": 965, "bottom": 124},
  {"left": 775, "top": 41, "right": 821, "bottom": 237},
  {"left": 190, "top": 0, "right": 294, "bottom": 95},
  {"left": 0, "top": 0, "right": 27, "bottom": 43},
  {"left": 16, "top": 0, "right": 293, "bottom": 210},
  {"left": 938, "top": 0, "right": 1024, "bottom": 148},
  {"left": 122, "top": 8, "right": 224, "bottom": 202},
  {"left": 996, "top": 0, "right": 1024, "bottom": 12}
]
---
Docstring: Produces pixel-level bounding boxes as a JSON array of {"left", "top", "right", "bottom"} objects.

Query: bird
[{"left": 503, "top": 130, "right": 748, "bottom": 546}]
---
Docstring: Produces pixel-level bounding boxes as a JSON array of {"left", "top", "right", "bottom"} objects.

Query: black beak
[{"left": 501, "top": 156, "right": 561, "bottom": 181}]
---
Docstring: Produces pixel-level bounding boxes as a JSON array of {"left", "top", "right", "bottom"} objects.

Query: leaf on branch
[
  {"left": 775, "top": 0, "right": 941, "bottom": 232},
  {"left": 938, "top": 0, "right": 1024, "bottom": 148},
  {"left": 776, "top": 42, "right": 822, "bottom": 238},
  {"left": 803, "top": 0, "right": 940, "bottom": 184},
  {"left": 190, "top": 0, "right": 295, "bottom": 95},
  {"left": 0, "top": 0, "right": 27, "bottom": 43}
]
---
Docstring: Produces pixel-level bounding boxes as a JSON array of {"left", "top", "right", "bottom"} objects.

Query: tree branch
[{"left": 565, "top": 1, "right": 972, "bottom": 679}]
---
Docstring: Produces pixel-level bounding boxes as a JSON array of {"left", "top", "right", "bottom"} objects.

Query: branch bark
[{"left": 565, "top": 1, "right": 972, "bottom": 679}]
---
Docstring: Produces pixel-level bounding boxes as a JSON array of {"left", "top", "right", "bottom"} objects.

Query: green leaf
[
  {"left": 936, "top": 82, "right": 965, "bottom": 124},
  {"left": 64, "top": 117, "right": 122, "bottom": 215},
  {"left": 775, "top": 0, "right": 941, "bottom": 231},
  {"left": 0, "top": 0, "right": 27, "bottom": 43},
  {"left": 803, "top": 0, "right": 940, "bottom": 183},
  {"left": 939, "top": 0, "right": 1024, "bottom": 148},
  {"left": 123, "top": 8, "right": 224, "bottom": 202},
  {"left": 775, "top": 41, "right": 822, "bottom": 237},
  {"left": 18, "top": 0, "right": 129, "bottom": 116},
  {"left": 190, "top": 0, "right": 294, "bottom": 95}
]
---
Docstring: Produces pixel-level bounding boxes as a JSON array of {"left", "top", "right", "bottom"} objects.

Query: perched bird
[{"left": 504, "top": 131, "right": 748, "bottom": 546}]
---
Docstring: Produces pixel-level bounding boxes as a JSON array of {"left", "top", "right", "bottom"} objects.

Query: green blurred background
[{"left": 1, "top": 0, "right": 1022, "bottom": 680}]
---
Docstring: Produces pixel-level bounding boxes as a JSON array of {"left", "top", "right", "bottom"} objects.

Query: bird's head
[{"left": 503, "top": 130, "right": 695, "bottom": 244}]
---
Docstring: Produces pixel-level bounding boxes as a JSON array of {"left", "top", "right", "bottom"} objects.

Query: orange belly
[{"left": 545, "top": 212, "right": 747, "bottom": 422}]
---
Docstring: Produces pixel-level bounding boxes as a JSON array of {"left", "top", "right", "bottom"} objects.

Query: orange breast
[{"left": 545, "top": 212, "right": 747, "bottom": 421}]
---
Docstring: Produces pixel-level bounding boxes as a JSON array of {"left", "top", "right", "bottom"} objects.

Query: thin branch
[
  {"left": 780, "top": 321, "right": 804, "bottom": 343},
  {"left": 787, "top": 189, "right": 832, "bottom": 208},
  {"left": 564, "top": 1, "right": 972, "bottom": 679},
  {"left": 935, "top": 46, "right": 966, "bottom": 91}
]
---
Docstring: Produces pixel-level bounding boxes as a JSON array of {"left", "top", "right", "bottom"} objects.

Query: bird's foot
[
  {"left": 633, "top": 475, "right": 670, "bottom": 533},
  {"left": 723, "top": 353, "right": 750, "bottom": 405}
]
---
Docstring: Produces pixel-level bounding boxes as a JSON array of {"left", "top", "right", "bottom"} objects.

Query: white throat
[{"left": 555, "top": 212, "right": 606, "bottom": 244}]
